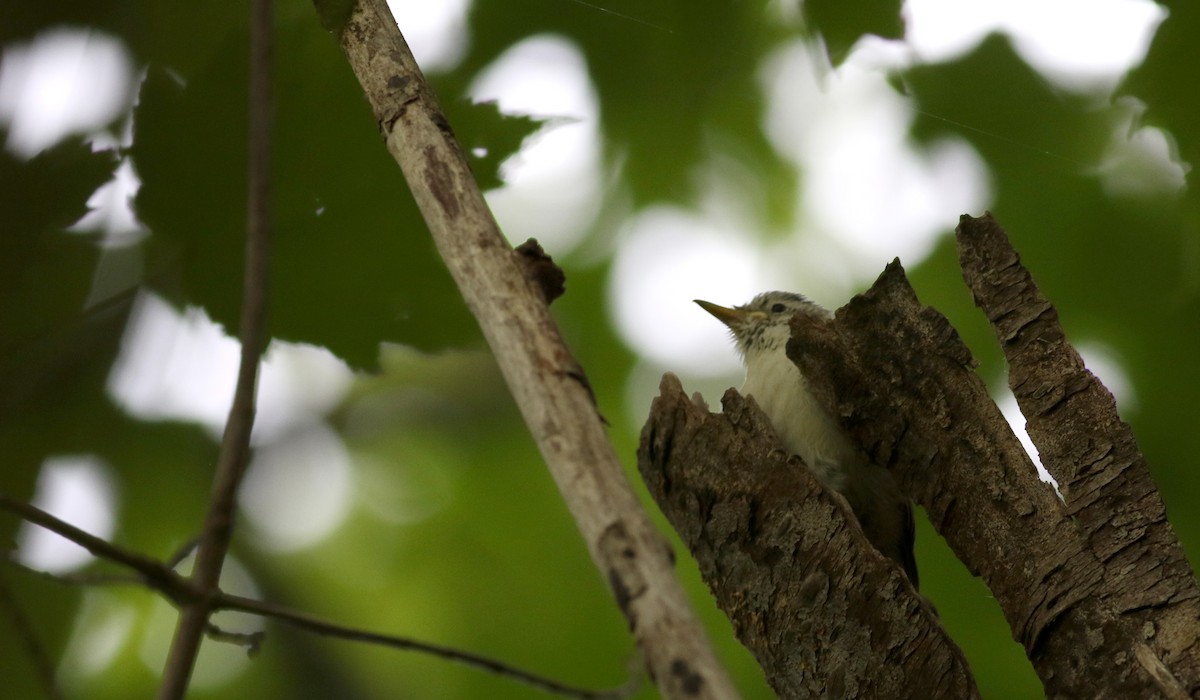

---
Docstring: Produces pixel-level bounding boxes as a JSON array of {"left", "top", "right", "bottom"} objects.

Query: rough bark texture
[
  {"left": 786, "top": 259, "right": 1077, "bottom": 650},
  {"left": 639, "top": 375, "right": 978, "bottom": 699},
  {"left": 956, "top": 212, "right": 1200, "bottom": 699},
  {"left": 775, "top": 219, "right": 1200, "bottom": 699},
  {"left": 336, "top": 2, "right": 740, "bottom": 698}
]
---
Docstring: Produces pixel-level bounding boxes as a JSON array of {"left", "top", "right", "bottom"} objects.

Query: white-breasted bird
[{"left": 696, "top": 291, "right": 919, "bottom": 588}]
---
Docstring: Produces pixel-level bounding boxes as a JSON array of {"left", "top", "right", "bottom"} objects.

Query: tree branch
[
  {"left": 157, "top": 0, "right": 274, "bottom": 695},
  {"left": 956, "top": 212, "right": 1200, "bottom": 698},
  {"left": 638, "top": 375, "right": 978, "bottom": 698},
  {"left": 332, "top": 2, "right": 740, "bottom": 697},
  {"left": 215, "top": 593, "right": 637, "bottom": 700},
  {"left": 0, "top": 495, "right": 637, "bottom": 700},
  {"left": 0, "top": 494, "right": 196, "bottom": 603}
]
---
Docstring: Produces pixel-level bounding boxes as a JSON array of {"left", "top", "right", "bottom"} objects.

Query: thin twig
[
  {"left": 0, "top": 495, "right": 192, "bottom": 601},
  {"left": 157, "top": 0, "right": 274, "bottom": 695},
  {"left": 2, "top": 497, "right": 638, "bottom": 699},
  {"left": 216, "top": 593, "right": 638, "bottom": 700},
  {"left": 204, "top": 622, "right": 265, "bottom": 656}
]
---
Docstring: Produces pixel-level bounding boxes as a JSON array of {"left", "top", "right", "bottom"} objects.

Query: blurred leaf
[
  {"left": 1124, "top": 1, "right": 1200, "bottom": 182},
  {"left": 0, "top": 1, "right": 123, "bottom": 43},
  {"left": 904, "top": 34, "right": 1114, "bottom": 180},
  {"left": 132, "top": 20, "right": 501, "bottom": 370},
  {"left": 447, "top": 99, "right": 544, "bottom": 192},
  {"left": 452, "top": 0, "right": 797, "bottom": 224},
  {"left": 902, "top": 33, "right": 1189, "bottom": 319},
  {"left": 804, "top": 0, "right": 904, "bottom": 65},
  {"left": 0, "top": 136, "right": 118, "bottom": 519},
  {"left": 311, "top": 0, "right": 355, "bottom": 33},
  {"left": 0, "top": 141, "right": 113, "bottom": 359}
]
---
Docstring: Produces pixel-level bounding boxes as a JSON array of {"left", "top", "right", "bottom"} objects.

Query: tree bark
[
  {"left": 956, "top": 213, "right": 1200, "bottom": 699},
  {"left": 334, "top": 2, "right": 740, "bottom": 697},
  {"left": 638, "top": 376, "right": 979, "bottom": 698}
]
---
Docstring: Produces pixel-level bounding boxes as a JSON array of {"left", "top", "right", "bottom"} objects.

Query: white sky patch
[
  {"left": 1078, "top": 340, "right": 1138, "bottom": 412},
  {"left": 1096, "top": 97, "right": 1188, "bottom": 199},
  {"left": 71, "top": 157, "right": 146, "bottom": 245},
  {"left": 997, "top": 392, "right": 1062, "bottom": 496},
  {"left": 905, "top": 0, "right": 1166, "bottom": 94},
  {"left": 387, "top": 0, "right": 472, "bottom": 73},
  {"left": 106, "top": 293, "right": 242, "bottom": 436},
  {"left": 759, "top": 40, "right": 991, "bottom": 271},
  {"left": 58, "top": 591, "right": 138, "bottom": 685},
  {"left": 0, "top": 28, "right": 133, "bottom": 158},
  {"left": 469, "top": 34, "right": 603, "bottom": 254},
  {"left": 107, "top": 292, "right": 353, "bottom": 443},
  {"left": 608, "top": 206, "right": 781, "bottom": 375},
  {"left": 16, "top": 456, "right": 117, "bottom": 573},
  {"left": 239, "top": 422, "right": 354, "bottom": 552}
]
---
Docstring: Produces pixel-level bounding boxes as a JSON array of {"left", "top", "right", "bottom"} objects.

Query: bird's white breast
[{"left": 740, "top": 346, "right": 859, "bottom": 491}]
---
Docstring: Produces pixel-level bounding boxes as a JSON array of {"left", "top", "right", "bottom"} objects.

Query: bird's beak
[{"left": 694, "top": 299, "right": 744, "bottom": 328}]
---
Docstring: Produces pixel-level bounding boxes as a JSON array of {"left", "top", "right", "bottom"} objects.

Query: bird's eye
[{"left": 770, "top": 303, "right": 786, "bottom": 313}]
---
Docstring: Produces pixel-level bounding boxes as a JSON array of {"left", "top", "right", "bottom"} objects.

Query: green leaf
[
  {"left": 452, "top": 0, "right": 795, "bottom": 219},
  {"left": 446, "top": 99, "right": 544, "bottom": 192},
  {"left": 804, "top": 0, "right": 904, "bottom": 66},
  {"left": 312, "top": 0, "right": 355, "bottom": 34},
  {"left": 0, "top": 139, "right": 114, "bottom": 392},
  {"left": 131, "top": 20, "right": 488, "bottom": 370}
]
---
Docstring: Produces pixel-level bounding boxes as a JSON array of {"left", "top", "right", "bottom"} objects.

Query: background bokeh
[{"left": 1, "top": 1, "right": 1196, "bottom": 698}]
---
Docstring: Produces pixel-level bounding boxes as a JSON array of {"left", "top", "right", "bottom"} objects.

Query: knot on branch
[{"left": 515, "top": 238, "right": 566, "bottom": 304}]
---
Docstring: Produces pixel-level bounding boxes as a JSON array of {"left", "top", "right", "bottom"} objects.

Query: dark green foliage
[
  {"left": 805, "top": 0, "right": 904, "bottom": 65},
  {"left": 131, "top": 22, "right": 490, "bottom": 370},
  {"left": 311, "top": 0, "right": 355, "bottom": 33}
]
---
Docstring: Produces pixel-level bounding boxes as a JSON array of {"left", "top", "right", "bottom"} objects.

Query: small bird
[{"left": 696, "top": 291, "right": 919, "bottom": 588}]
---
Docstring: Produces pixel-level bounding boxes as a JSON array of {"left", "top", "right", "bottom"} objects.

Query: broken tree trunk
[{"left": 639, "top": 212, "right": 1200, "bottom": 699}]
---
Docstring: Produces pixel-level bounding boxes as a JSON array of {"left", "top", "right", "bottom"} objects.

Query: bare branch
[
  {"left": 203, "top": 622, "right": 265, "bottom": 656},
  {"left": 332, "top": 2, "right": 740, "bottom": 697},
  {"left": 157, "top": 0, "right": 274, "bottom": 695},
  {"left": 215, "top": 593, "right": 638, "bottom": 700},
  {"left": 2, "top": 496, "right": 638, "bottom": 700},
  {"left": 0, "top": 494, "right": 193, "bottom": 602},
  {"left": 956, "top": 212, "right": 1200, "bottom": 697}
]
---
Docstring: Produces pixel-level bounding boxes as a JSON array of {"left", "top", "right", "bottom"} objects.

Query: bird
[{"left": 695, "top": 291, "right": 919, "bottom": 588}]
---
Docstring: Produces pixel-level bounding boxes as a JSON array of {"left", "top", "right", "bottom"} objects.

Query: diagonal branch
[
  {"left": 331, "top": 2, "right": 740, "bottom": 698},
  {"left": 956, "top": 212, "right": 1200, "bottom": 698}
]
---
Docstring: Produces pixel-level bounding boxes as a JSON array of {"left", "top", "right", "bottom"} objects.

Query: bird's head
[{"left": 695, "top": 291, "right": 829, "bottom": 360}]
